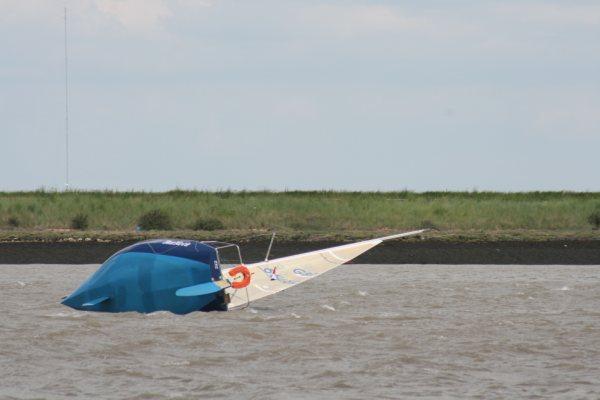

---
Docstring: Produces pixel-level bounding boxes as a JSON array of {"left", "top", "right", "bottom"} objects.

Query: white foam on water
[
  {"left": 378, "top": 312, "right": 396, "bottom": 318},
  {"left": 560, "top": 286, "right": 570, "bottom": 291},
  {"left": 162, "top": 360, "right": 190, "bottom": 367},
  {"left": 291, "top": 313, "right": 301, "bottom": 319},
  {"left": 321, "top": 304, "right": 335, "bottom": 311},
  {"left": 147, "top": 311, "right": 171, "bottom": 317},
  {"left": 166, "top": 393, "right": 186, "bottom": 399},
  {"left": 45, "top": 311, "right": 87, "bottom": 319},
  {"left": 16, "top": 281, "right": 26, "bottom": 287},
  {"left": 358, "top": 290, "right": 368, "bottom": 296}
]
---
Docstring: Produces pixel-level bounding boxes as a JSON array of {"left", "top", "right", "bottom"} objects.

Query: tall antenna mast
[{"left": 64, "top": 6, "right": 70, "bottom": 189}]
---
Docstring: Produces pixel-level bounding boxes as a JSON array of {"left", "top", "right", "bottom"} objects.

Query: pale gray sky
[{"left": 1, "top": 0, "right": 599, "bottom": 191}]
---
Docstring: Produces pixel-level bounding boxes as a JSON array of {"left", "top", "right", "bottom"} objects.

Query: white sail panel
[
  {"left": 224, "top": 239, "right": 382, "bottom": 309},
  {"left": 223, "top": 229, "right": 427, "bottom": 309}
]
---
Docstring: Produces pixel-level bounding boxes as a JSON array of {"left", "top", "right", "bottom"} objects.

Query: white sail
[{"left": 223, "top": 229, "right": 427, "bottom": 309}]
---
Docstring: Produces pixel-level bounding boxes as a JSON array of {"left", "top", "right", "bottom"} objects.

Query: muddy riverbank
[{"left": 1, "top": 239, "right": 599, "bottom": 264}]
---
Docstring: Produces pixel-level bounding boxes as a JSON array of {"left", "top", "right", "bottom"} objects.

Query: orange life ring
[{"left": 228, "top": 265, "right": 251, "bottom": 289}]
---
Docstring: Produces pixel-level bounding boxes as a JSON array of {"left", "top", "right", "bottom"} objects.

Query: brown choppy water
[{"left": 1, "top": 264, "right": 599, "bottom": 399}]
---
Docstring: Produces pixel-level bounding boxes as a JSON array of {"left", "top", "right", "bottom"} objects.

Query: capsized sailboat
[{"left": 61, "top": 229, "right": 427, "bottom": 314}]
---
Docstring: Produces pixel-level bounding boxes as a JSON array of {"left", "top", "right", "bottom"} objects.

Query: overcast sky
[{"left": 1, "top": 0, "right": 599, "bottom": 191}]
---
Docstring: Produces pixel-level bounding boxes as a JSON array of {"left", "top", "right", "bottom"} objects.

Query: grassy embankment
[{"left": 1, "top": 191, "right": 600, "bottom": 242}]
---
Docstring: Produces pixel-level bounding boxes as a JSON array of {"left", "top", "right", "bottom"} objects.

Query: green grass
[{"left": 1, "top": 190, "right": 600, "bottom": 242}]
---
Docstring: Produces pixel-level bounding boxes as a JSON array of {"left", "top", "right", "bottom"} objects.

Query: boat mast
[{"left": 64, "top": 6, "right": 70, "bottom": 189}]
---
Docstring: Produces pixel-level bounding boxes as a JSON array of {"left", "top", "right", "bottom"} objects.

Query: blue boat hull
[{"left": 62, "top": 240, "right": 226, "bottom": 314}]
